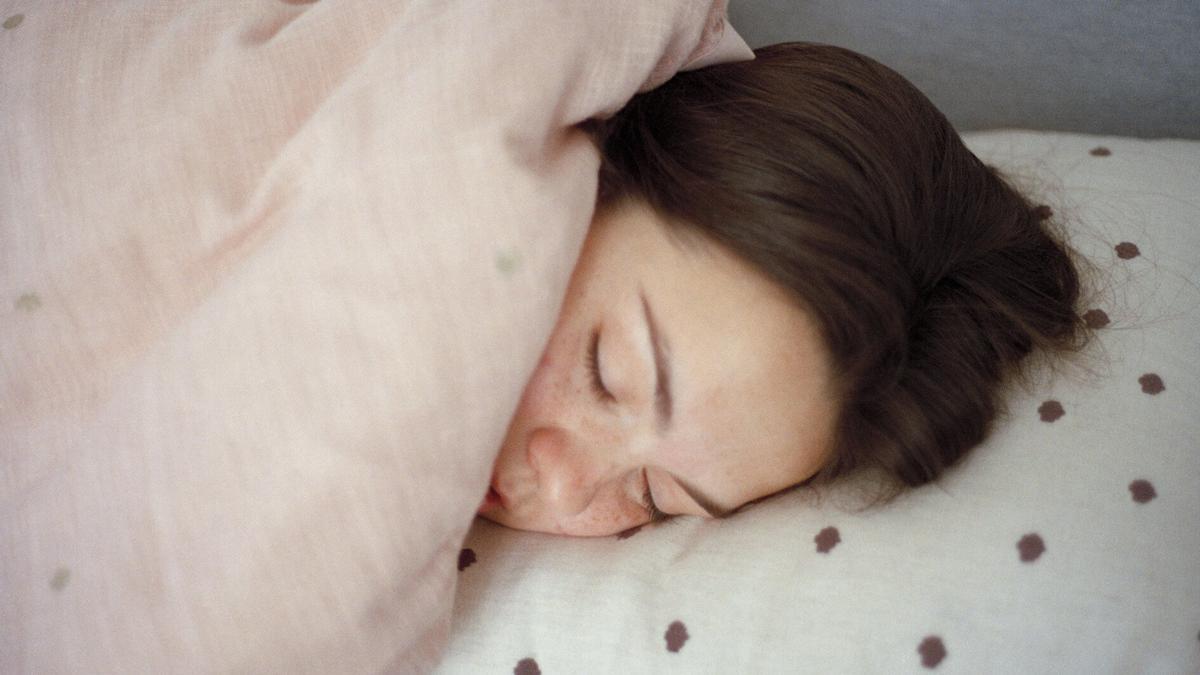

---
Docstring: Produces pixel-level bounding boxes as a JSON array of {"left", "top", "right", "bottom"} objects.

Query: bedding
[
  {"left": 0, "top": 2, "right": 751, "bottom": 673},
  {"left": 441, "top": 131, "right": 1200, "bottom": 673}
]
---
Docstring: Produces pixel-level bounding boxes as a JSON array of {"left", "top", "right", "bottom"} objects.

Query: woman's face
[{"left": 478, "top": 199, "right": 837, "bottom": 536}]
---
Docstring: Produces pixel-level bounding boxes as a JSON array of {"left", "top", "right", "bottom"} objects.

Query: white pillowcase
[{"left": 440, "top": 131, "right": 1200, "bottom": 674}]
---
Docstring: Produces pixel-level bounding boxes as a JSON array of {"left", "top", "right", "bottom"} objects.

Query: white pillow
[{"left": 441, "top": 131, "right": 1200, "bottom": 673}]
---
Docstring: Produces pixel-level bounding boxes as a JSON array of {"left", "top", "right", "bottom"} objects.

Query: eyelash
[
  {"left": 641, "top": 470, "right": 668, "bottom": 523},
  {"left": 587, "top": 329, "right": 616, "bottom": 403},
  {"left": 590, "top": 331, "right": 666, "bottom": 523}
]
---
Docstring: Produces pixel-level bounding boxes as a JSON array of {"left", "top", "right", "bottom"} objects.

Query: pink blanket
[{"left": 0, "top": 1, "right": 750, "bottom": 672}]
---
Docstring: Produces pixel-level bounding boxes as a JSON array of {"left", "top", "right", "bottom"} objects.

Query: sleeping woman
[{"left": 476, "top": 42, "right": 1091, "bottom": 536}]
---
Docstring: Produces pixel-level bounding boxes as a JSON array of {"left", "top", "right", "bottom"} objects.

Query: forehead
[{"left": 592, "top": 203, "right": 837, "bottom": 493}]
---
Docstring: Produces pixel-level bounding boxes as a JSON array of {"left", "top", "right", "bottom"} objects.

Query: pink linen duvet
[{"left": 0, "top": 2, "right": 750, "bottom": 672}]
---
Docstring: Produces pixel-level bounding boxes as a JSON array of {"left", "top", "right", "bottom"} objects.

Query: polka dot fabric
[
  {"left": 439, "top": 132, "right": 1200, "bottom": 673},
  {"left": 0, "top": 2, "right": 751, "bottom": 673}
]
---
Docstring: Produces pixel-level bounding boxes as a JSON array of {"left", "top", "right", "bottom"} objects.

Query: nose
[{"left": 525, "top": 426, "right": 597, "bottom": 517}]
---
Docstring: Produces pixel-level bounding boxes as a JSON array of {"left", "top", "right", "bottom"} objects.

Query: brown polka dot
[
  {"left": 514, "top": 658, "right": 540, "bottom": 675},
  {"left": 616, "top": 524, "right": 643, "bottom": 539},
  {"left": 1082, "top": 309, "right": 1109, "bottom": 329},
  {"left": 814, "top": 526, "right": 840, "bottom": 553},
  {"left": 3, "top": 14, "right": 23, "bottom": 29},
  {"left": 1138, "top": 373, "right": 1164, "bottom": 395},
  {"left": 1038, "top": 400, "right": 1065, "bottom": 422},
  {"left": 15, "top": 292, "right": 41, "bottom": 311},
  {"left": 918, "top": 635, "right": 947, "bottom": 668},
  {"left": 1017, "top": 533, "right": 1045, "bottom": 562},
  {"left": 457, "top": 547, "right": 476, "bottom": 571},
  {"left": 1129, "top": 479, "right": 1156, "bottom": 503},
  {"left": 1114, "top": 242, "right": 1140, "bottom": 259},
  {"left": 495, "top": 249, "right": 521, "bottom": 275},
  {"left": 664, "top": 620, "right": 689, "bottom": 653},
  {"left": 50, "top": 567, "right": 70, "bottom": 591},
  {"left": 1090, "top": 146, "right": 1112, "bottom": 157},
  {"left": 1033, "top": 205, "right": 1053, "bottom": 220}
]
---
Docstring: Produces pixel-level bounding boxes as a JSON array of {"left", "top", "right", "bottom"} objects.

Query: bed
[
  {"left": 2, "top": 1, "right": 1197, "bottom": 673},
  {"left": 441, "top": 2, "right": 1200, "bottom": 672},
  {"left": 443, "top": 128, "right": 1200, "bottom": 672}
]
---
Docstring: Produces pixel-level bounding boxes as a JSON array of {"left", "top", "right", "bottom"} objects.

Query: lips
[
  {"left": 485, "top": 485, "right": 502, "bottom": 507},
  {"left": 478, "top": 477, "right": 505, "bottom": 513}
]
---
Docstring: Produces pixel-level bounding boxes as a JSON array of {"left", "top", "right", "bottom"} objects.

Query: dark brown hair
[{"left": 583, "top": 42, "right": 1091, "bottom": 501}]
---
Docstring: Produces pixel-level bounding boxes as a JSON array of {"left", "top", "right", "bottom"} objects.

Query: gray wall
[{"left": 729, "top": 0, "right": 1200, "bottom": 139}]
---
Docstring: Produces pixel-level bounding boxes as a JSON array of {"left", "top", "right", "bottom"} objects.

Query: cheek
[
  {"left": 514, "top": 318, "right": 593, "bottom": 420},
  {"left": 562, "top": 499, "right": 648, "bottom": 536},
  {"left": 514, "top": 349, "right": 570, "bottom": 422},
  {"left": 658, "top": 426, "right": 714, "bottom": 474}
]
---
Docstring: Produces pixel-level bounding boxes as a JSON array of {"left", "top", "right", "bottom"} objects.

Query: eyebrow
[
  {"left": 639, "top": 290, "right": 673, "bottom": 433},
  {"left": 639, "top": 290, "right": 731, "bottom": 520}
]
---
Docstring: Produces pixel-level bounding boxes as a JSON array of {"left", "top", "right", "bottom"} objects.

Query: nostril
[{"left": 487, "top": 483, "right": 505, "bottom": 509}]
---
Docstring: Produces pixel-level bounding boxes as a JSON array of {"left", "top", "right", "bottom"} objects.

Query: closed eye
[
  {"left": 641, "top": 468, "right": 668, "bottom": 523},
  {"left": 587, "top": 328, "right": 616, "bottom": 403}
]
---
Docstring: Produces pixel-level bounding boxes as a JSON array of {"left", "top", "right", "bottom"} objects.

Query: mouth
[{"left": 478, "top": 478, "right": 505, "bottom": 513}]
